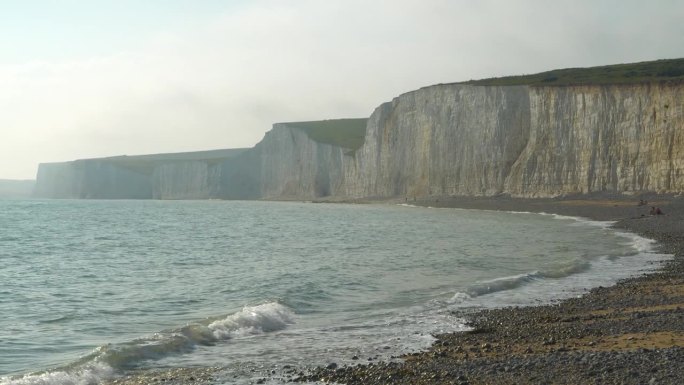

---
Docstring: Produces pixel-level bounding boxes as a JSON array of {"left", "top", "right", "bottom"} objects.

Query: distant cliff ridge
[
  {"left": 34, "top": 60, "right": 684, "bottom": 200},
  {"left": 33, "top": 120, "right": 367, "bottom": 200},
  {"left": 34, "top": 148, "right": 249, "bottom": 199}
]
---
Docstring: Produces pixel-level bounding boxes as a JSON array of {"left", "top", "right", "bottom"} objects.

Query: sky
[{"left": 1, "top": 0, "right": 683, "bottom": 180}]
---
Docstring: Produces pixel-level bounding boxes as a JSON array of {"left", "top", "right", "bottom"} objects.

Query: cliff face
[
  {"left": 509, "top": 84, "right": 684, "bottom": 196},
  {"left": 31, "top": 122, "right": 358, "bottom": 200},
  {"left": 258, "top": 123, "right": 350, "bottom": 199},
  {"left": 34, "top": 82, "right": 684, "bottom": 200},
  {"left": 34, "top": 160, "right": 151, "bottom": 199},
  {"left": 347, "top": 82, "right": 683, "bottom": 198},
  {"left": 34, "top": 163, "right": 77, "bottom": 198},
  {"left": 152, "top": 161, "right": 220, "bottom": 199},
  {"left": 346, "top": 85, "right": 531, "bottom": 197},
  {"left": 33, "top": 150, "right": 250, "bottom": 199},
  {"left": 218, "top": 148, "right": 263, "bottom": 200}
]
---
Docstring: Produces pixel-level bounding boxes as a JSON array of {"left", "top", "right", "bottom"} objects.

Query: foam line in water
[
  {"left": 460, "top": 259, "right": 593, "bottom": 298},
  {"left": 538, "top": 260, "right": 592, "bottom": 279},
  {"left": 463, "top": 272, "right": 541, "bottom": 297},
  {"left": 0, "top": 363, "right": 113, "bottom": 385},
  {"left": 0, "top": 302, "right": 294, "bottom": 385},
  {"left": 531, "top": 212, "right": 616, "bottom": 229},
  {"left": 612, "top": 230, "right": 658, "bottom": 253},
  {"left": 522, "top": 212, "right": 661, "bottom": 256}
]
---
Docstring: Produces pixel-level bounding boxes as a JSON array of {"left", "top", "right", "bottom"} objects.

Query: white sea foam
[
  {"left": 95, "top": 302, "right": 295, "bottom": 367},
  {"left": 448, "top": 291, "right": 473, "bottom": 303},
  {"left": 461, "top": 258, "right": 594, "bottom": 298},
  {"left": 209, "top": 302, "right": 295, "bottom": 339},
  {"left": 527, "top": 211, "right": 661, "bottom": 256},
  {"left": 535, "top": 212, "right": 616, "bottom": 229},
  {"left": 464, "top": 273, "right": 540, "bottom": 297},
  {"left": 612, "top": 231, "right": 658, "bottom": 253},
  {"left": 0, "top": 363, "right": 113, "bottom": 385}
]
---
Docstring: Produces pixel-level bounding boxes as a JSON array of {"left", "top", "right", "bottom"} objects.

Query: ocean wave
[
  {"left": 612, "top": 231, "right": 658, "bottom": 253},
  {"left": 534, "top": 212, "right": 657, "bottom": 256},
  {"left": 208, "top": 302, "right": 295, "bottom": 339},
  {"left": 460, "top": 259, "right": 592, "bottom": 298},
  {"left": 463, "top": 272, "right": 541, "bottom": 297},
  {"left": 534, "top": 212, "right": 616, "bottom": 228},
  {"left": 0, "top": 302, "right": 294, "bottom": 385},
  {"left": 93, "top": 302, "right": 295, "bottom": 369},
  {"left": 37, "top": 314, "right": 74, "bottom": 324},
  {"left": 538, "top": 260, "right": 591, "bottom": 279}
]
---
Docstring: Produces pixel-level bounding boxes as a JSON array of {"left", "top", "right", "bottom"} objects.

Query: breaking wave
[
  {"left": 0, "top": 302, "right": 294, "bottom": 385},
  {"left": 460, "top": 259, "right": 592, "bottom": 298}
]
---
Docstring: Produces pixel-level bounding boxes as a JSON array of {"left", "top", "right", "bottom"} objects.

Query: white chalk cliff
[
  {"left": 341, "top": 82, "right": 683, "bottom": 198},
  {"left": 34, "top": 82, "right": 684, "bottom": 199}
]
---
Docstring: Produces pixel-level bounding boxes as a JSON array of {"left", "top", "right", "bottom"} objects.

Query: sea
[{"left": 0, "top": 199, "right": 671, "bottom": 385}]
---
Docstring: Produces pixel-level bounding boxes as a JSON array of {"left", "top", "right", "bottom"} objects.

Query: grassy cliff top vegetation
[
  {"left": 288, "top": 118, "right": 368, "bottom": 151},
  {"left": 463, "top": 58, "right": 684, "bottom": 86}
]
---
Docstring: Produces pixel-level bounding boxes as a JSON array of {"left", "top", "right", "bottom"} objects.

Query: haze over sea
[{"left": 0, "top": 199, "right": 669, "bottom": 384}]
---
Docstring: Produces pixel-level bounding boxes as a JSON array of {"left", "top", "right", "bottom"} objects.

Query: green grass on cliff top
[
  {"left": 463, "top": 58, "right": 684, "bottom": 86},
  {"left": 287, "top": 118, "right": 368, "bottom": 151}
]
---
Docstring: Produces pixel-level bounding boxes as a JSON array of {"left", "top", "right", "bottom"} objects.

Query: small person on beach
[{"left": 638, "top": 199, "right": 648, "bottom": 206}]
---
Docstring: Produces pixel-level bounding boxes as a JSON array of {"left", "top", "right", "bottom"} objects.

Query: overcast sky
[{"left": 1, "top": 0, "right": 683, "bottom": 179}]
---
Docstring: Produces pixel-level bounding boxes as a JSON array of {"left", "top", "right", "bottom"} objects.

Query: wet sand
[{"left": 298, "top": 193, "right": 684, "bottom": 384}]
